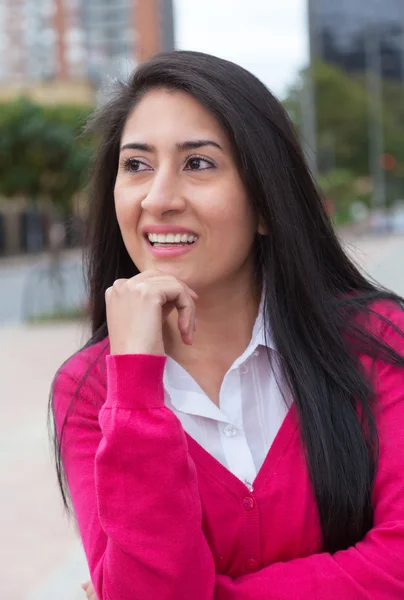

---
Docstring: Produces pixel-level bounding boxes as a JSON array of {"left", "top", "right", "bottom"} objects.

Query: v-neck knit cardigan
[{"left": 53, "top": 301, "right": 404, "bottom": 599}]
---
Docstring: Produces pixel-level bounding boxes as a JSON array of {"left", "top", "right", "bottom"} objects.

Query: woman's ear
[{"left": 257, "top": 221, "right": 267, "bottom": 235}]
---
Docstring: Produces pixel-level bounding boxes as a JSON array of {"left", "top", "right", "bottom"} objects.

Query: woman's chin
[{"left": 140, "top": 260, "right": 198, "bottom": 286}]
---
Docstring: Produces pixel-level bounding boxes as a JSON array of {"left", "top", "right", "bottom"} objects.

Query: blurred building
[
  {"left": 308, "top": 0, "right": 404, "bottom": 215},
  {"left": 79, "top": 0, "right": 175, "bottom": 87},
  {"left": 0, "top": 0, "right": 175, "bottom": 100},
  {"left": 309, "top": 0, "right": 404, "bottom": 80},
  {"left": 0, "top": 0, "right": 175, "bottom": 257}
]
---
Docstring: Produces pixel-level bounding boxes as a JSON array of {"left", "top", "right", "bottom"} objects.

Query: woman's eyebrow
[
  {"left": 177, "top": 140, "right": 223, "bottom": 152},
  {"left": 120, "top": 139, "right": 223, "bottom": 153},
  {"left": 120, "top": 142, "right": 153, "bottom": 153}
]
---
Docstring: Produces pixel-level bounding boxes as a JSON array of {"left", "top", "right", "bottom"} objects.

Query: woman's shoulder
[
  {"left": 348, "top": 298, "right": 404, "bottom": 376},
  {"left": 52, "top": 337, "right": 110, "bottom": 423},
  {"left": 57, "top": 336, "right": 110, "bottom": 384},
  {"left": 358, "top": 299, "right": 404, "bottom": 393},
  {"left": 366, "top": 299, "right": 404, "bottom": 345}
]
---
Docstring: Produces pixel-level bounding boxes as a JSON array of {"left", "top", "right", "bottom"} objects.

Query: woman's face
[{"left": 114, "top": 88, "right": 263, "bottom": 292}]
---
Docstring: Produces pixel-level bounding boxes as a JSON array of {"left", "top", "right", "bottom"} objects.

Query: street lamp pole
[
  {"left": 365, "top": 23, "right": 386, "bottom": 213},
  {"left": 301, "top": 0, "right": 318, "bottom": 178},
  {"left": 300, "top": 69, "right": 318, "bottom": 178}
]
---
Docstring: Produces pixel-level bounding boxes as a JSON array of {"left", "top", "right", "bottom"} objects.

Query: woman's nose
[{"left": 140, "top": 172, "right": 185, "bottom": 215}]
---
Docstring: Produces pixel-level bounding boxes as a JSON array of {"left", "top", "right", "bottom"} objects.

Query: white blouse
[{"left": 163, "top": 299, "right": 291, "bottom": 490}]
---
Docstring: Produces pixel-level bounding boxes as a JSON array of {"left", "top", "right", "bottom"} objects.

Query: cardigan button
[
  {"left": 242, "top": 496, "right": 255, "bottom": 510},
  {"left": 246, "top": 557, "right": 259, "bottom": 572}
]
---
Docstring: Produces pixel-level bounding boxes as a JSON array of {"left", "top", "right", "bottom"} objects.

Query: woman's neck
[{"left": 164, "top": 276, "right": 262, "bottom": 364}]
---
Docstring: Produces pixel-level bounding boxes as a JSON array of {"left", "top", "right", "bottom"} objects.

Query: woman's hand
[
  {"left": 82, "top": 581, "right": 98, "bottom": 599},
  {"left": 105, "top": 269, "right": 198, "bottom": 356}
]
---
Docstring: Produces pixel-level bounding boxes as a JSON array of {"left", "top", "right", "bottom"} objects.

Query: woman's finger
[
  {"left": 131, "top": 272, "right": 199, "bottom": 300},
  {"left": 106, "top": 270, "right": 197, "bottom": 355},
  {"left": 143, "top": 280, "right": 196, "bottom": 344},
  {"left": 82, "top": 580, "right": 98, "bottom": 599}
]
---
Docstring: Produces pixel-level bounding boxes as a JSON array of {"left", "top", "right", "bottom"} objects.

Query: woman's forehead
[{"left": 121, "top": 89, "right": 228, "bottom": 148}]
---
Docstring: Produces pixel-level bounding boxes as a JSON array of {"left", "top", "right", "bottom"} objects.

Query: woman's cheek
[{"left": 114, "top": 185, "right": 141, "bottom": 230}]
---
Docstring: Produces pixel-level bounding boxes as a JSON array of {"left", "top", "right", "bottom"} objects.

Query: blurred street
[
  {"left": 0, "top": 250, "right": 85, "bottom": 325},
  {"left": 342, "top": 232, "right": 404, "bottom": 297},
  {"left": 1, "top": 232, "right": 404, "bottom": 600}
]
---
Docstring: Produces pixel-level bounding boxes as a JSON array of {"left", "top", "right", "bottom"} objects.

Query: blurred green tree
[
  {"left": 0, "top": 97, "right": 93, "bottom": 216},
  {"left": 284, "top": 62, "right": 369, "bottom": 176},
  {"left": 284, "top": 62, "right": 404, "bottom": 215}
]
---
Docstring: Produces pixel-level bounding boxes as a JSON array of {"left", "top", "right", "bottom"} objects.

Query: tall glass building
[{"left": 309, "top": 0, "right": 404, "bottom": 80}]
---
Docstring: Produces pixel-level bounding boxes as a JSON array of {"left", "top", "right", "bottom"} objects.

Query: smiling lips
[
  {"left": 147, "top": 232, "right": 198, "bottom": 246},
  {"left": 142, "top": 225, "right": 199, "bottom": 257},
  {"left": 143, "top": 229, "right": 199, "bottom": 257}
]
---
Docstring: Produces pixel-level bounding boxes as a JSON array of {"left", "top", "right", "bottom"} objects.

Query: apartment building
[{"left": 0, "top": 0, "right": 175, "bottom": 86}]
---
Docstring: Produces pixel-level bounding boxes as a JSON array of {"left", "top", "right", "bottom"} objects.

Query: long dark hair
[{"left": 50, "top": 50, "right": 404, "bottom": 554}]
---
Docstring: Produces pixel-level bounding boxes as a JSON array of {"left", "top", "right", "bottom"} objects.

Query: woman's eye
[
  {"left": 185, "top": 157, "right": 214, "bottom": 171},
  {"left": 122, "top": 158, "right": 151, "bottom": 173}
]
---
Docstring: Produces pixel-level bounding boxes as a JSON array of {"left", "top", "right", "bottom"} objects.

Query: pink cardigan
[{"left": 53, "top": 302, "right": 404, "bottom": 599}]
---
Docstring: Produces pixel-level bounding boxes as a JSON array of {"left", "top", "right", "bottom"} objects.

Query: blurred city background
[{"left": 1, "top": 1, "right": 404, "bottom": 599}]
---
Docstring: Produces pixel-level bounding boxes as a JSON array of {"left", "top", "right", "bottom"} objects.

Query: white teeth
[
  {"left": 147, "top": 233, "right": 159, "bottom": 242},
  {"left": 147, "top": 232, "right": 198, "bottom": 244}
]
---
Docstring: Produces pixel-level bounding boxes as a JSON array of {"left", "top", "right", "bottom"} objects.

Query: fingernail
[{"left": 194, "top": 318, "right": 197, "bottom": 331}]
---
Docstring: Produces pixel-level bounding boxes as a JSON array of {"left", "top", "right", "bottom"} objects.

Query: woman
[{"left": 50, "top": 51, "right": 404, "bottom": 599}]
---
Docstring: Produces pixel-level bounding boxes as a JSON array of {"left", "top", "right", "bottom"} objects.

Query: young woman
[{"left": 50, "top": 51, "right": 404, "bottom": 600}]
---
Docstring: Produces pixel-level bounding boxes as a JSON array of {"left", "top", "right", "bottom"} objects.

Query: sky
[{"left": 174, "top": 0, "right": 309, "bottom": 99}]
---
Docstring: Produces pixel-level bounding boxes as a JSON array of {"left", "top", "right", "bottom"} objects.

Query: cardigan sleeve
[
  {"left": 53, "top": 352, "right": 216, "bottom": 600},
  {"left": 214, "top": 307, "right": 404, "bottom": 599}
]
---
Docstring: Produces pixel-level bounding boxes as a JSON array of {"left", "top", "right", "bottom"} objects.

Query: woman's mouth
[
  {"left": 146, "top": 232, "right": 198, "bottom": 247},
  {"left": 144, "top": 232, "right": 199, "bottom": 258}
]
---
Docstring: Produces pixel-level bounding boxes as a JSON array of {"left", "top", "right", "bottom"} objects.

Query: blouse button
[
  {"left": 223, "top": 424, "right": 237, "bottom": 437},
  {"left": 246, "top": 557, "right": 259, "bottom": 572},
  {"left": 242, "top": 496, "right": 255, "bottom": 511}
]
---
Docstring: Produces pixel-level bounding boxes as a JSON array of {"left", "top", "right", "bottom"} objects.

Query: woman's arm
[
  {"left": 55, "top": 270, "right": 216, "bottom": 599},
  {"left": 54, "top": 352, "right": 216, "bottom": 600}
]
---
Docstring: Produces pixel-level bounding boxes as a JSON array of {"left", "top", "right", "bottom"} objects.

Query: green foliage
[
  {"left": 318, "top": 168, "right": 369, "bottom": 221},
  {"left": 0, "top": 97, "right": 93, "bottom": 214},
  {"left": 285, "top": 62, "right": 369, "bottom": 175},
  {"left": 27, "top": 305, "right": 87, "bottom": 324},
  {"left": 284, "top": 61, "right": 404, "bottom": 216}
]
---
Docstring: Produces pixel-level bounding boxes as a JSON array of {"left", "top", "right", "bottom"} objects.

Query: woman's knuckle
[
  {"left": 129, "top": 279, "right": 146, "bottom": 293},
  {"left": 112, "top": 278, "right": 126, "bottom": 292}
]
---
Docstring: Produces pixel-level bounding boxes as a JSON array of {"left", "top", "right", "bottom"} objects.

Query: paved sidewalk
[
  {"left": 0, "top": 322, "right": 89, "bottom": 600},
  {"left": 342, "top": 233, "right": 404, "bottom": 296},
  {"left": 1, "top": 233, "right": 403, "bottom": 600}
]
